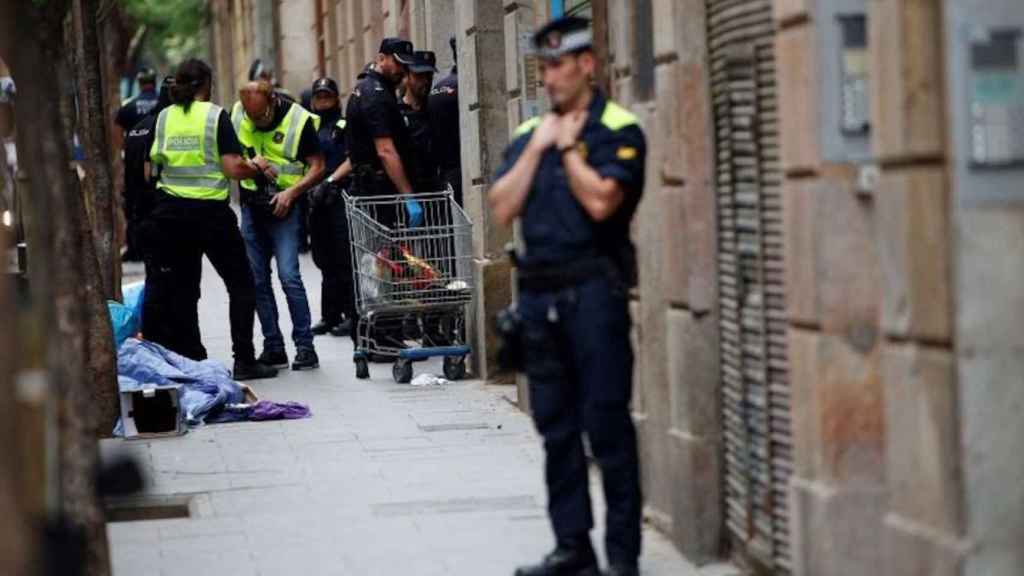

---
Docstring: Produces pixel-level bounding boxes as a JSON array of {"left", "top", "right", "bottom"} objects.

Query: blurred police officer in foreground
[
  {"left": 429, "top": 37, "right": 461, "bottom": 205},
  {"left": 121, "top": 75, "right": 173, "bottom": 262},
  {"left": 231, "top": 80, "right": 325, "bottom": 372},
  {"left": 490, "top": 16, "right": 647, "bottom": 576},
  {"left": 144, "top": 58, "right": 278, "bottom": 381},
  {"left": 307, "top": 76, "right": 356, "bottom": 338},
  {"left": 116, "top": 68, "right": 160, "bottom": 137},
  {"left": 400, "top": 50, "right": 440, "bottom": 192}
]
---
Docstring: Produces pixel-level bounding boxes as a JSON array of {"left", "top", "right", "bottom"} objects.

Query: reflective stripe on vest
[
  {"left": 150, "top": 102, "right": 228, "bottom": 200},
  {"left": 233, "top": 101, "right": 317, "bottom": 191}
]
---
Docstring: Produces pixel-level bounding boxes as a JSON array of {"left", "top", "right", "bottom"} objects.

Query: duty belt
[{"left": 515, "top": 256, "right": 615, "bottom": 293}]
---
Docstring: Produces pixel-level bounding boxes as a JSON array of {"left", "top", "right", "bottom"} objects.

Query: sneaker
[
  {"left": 258, "top": 349, "right": 289, "bottom": 369},
  {"left": 292, "top": 348, "right": 320, "bottom": 371},
  {"left": 233, "top": 360, "right": 279, "bottom": 381},
  {"left": 311, "top": 320, "right": 337, "bottom": 336}
]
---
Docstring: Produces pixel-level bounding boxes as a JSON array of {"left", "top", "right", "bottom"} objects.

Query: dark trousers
[
  {"left": 124, "top": 186, "right": 155, "bottom": 259},
  {"left": 519, "top": 275, "right": 642, "bottom": 567},
  {"left": 441, "top": 166, "right": 462, "bottom": 207},
  {"left": 310, "top": 194, "right": 355, "bottom": 325},
  {"left": 140, "top": 196, "right": 258, "bottom": 363}
]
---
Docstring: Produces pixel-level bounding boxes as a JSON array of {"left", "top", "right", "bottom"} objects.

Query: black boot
[
  {"left": 514, "top": 541, "right": 599, "bottom": 576},
  {"left": 258, "top": 349, "right": 289, "bottom": 369},
  {"left": 603, "top": 566, "right": 639, "bottom": 576},
  {"left": 311, "top": 320, "right": 337, "bottom": 336},
  {"left": 329, "top": 317, "right": 352, "bottom": 337},
  {"left": 292, "top": 348, "right": 320, "bottom": 371},
  {"left": 233, "top": 359, "right": 279, "bottom": 381}
]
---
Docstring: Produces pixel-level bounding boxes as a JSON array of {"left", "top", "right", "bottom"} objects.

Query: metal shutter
[{"left": 706, "top": 0, "right": 792, "bottom": 573}]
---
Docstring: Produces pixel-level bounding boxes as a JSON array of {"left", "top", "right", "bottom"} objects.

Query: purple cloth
[
  {"left": 251, "top": 401, "right": 312, "bottom": 421},
  {"left": 205, "top": 401, "right": 312, "bottom": 424}
]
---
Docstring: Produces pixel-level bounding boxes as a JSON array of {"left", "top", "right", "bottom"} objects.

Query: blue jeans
[{"left": 241, "top": 205, "right": 314, "bottom": 353}]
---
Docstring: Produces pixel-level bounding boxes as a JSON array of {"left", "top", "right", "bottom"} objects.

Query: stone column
[
  {"left": 650, "top": 0, "right": 722, "bottom": 562},
  {"left": 456, "top": 1, "right": 511, "bottom": 381},
  {"left": 344, "top": 0, "right": 365, "bottom": 97},
  {"left": 776, "top": 1, "right": 887, "bottom": 574},
  {"left": 424, "top": 0, "right": 456, "bottom": 72}
]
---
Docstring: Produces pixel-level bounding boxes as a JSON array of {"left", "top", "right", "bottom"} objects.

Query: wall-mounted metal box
[
  {"left": 946, "top": 0, "right": 1024, "bottom": 206},
  {"left": 818, "top": 0, "right": 871, "bottom": 163}
]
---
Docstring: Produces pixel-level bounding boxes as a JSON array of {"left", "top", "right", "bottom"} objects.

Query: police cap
[
  {"left": 312, "top": 76, "right": 339, "bottom": 96},
  {"left": 408, "top": 51, "right": 438, "bottom": 74},
  {"left": 379, "top": 37, "right": 415, "bottom": 65},
  {"left": 532, "top": 16, "right": 593, "bottom": 60},
  {"left": 136, "top": 67, "right": 157, "bottom": 85}
]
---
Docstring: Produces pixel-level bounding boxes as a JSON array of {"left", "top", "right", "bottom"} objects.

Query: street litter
[
  {"left": 113, "top": 338, "right": 311, "bottom": 437},
  {"left": 410, "top": 374, "right": 450, "bottom": 387}
]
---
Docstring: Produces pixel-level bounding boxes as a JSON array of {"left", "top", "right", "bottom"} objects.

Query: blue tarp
[
  {"left": 114, "top": 338, "right": 245, "bottom": 436},
  {"left": 109, "top": 282, "right": 146, "bottom": 349}
]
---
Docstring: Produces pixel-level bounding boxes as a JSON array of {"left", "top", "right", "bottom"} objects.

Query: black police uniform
[
  {"left": 122, "top": 115, "right": 159, "bottom": 261},
  {"left": 116, "top": 89, "right": 159, "bottom": 134},
  {"left": 428, "top": 68, "right": 461, "bottom": 205},
  {"left": 141, "top": 107, "right": 258, "bottom": 364},
  {"left": 345, "top": 67, "right": 414, "bottom": 201},
  {"left": 308, "top": 89, "right": 356, "bottom": 333},
  {"left": 400, "top": 101, "right": 440, "bottom": 193},
  {"left": 497, "top": 90, "right": 647, "bottom": 570}
]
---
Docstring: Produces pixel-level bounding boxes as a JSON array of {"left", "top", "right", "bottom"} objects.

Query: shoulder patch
[
  {"left": 513, "top": 116, "right": 542, "bottom": 138},
  {"left": 600, "top": 101, "right": 639, "bottom": 131}
]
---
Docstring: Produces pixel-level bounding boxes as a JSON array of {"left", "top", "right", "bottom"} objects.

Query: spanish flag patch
[{"left": 617, "top": 146, "right": 637, "bottom": 160}]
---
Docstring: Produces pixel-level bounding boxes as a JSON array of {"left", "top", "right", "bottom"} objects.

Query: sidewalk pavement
[{"left": 104, "top": 255, "right": 731, "bottom": 576}]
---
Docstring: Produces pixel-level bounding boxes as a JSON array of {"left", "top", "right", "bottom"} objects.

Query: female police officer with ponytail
[
  {"left": 143, "top": 58, "right": 278, "bottom": 381},
  {"left": 490, "top": 16, "right": 646, "bottom": 576}
]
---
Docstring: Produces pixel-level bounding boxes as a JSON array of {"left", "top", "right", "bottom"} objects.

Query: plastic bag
[
  {"left": 123, "top": 281, "right": 145, "bottom": 326},
  {"left": 108, "top": 301, "right": 137, "bottom": 349}
]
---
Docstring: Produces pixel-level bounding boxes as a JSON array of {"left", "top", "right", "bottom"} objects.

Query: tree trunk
[
  {"left": 0, "top": 168, "right": 31, "bottom": 575},
  {"left": 72, "top": 0, "right": 121, "bottom": 302},
  {"left": 99, "top": 2, "right": 131, "bottom": 261},
  {"left": 71, "top": 0, "right": 121, "bottom": 436},
  {"left": 4, "top": 1, "right": 112, "bottom": 574}
]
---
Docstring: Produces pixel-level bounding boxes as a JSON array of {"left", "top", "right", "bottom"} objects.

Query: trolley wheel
[
  {"left": 392, "top": 359, "right": 413, "bottom": 384},
  {"left": 355, "top": 357, "right": 370, "bottom": 380},
  {"left": 443, "top": 356, "right": 467, "bottom": 381}
]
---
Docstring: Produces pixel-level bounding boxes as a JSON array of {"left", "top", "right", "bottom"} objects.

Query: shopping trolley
[{"left": 344, "top": 188, "right": 474, "bottom": 383}]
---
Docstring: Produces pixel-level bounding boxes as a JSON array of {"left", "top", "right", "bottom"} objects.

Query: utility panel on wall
[
  {"left": 817, "top": 0, "right": 871, "bottom": 163},
  {"left": 946, "top": 0, "right": 1024, "bottom": 206}
]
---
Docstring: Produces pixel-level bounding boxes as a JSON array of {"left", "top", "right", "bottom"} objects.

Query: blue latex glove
[{"left": 405, "top": 198, "right": 424, "bottom": 227}]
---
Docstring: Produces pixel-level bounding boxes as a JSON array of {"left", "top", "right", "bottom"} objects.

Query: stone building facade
[{"left": 210, "top": 1, "right": 1024, "bottom": 574}]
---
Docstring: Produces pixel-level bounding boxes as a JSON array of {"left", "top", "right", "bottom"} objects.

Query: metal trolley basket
[{"left": 344, "top": 189, "right": 474, "bottom": 383}]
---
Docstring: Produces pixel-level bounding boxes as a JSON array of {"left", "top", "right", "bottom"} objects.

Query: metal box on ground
[{"left": 119, "top": 385, "right": 185, "bottom": 439}]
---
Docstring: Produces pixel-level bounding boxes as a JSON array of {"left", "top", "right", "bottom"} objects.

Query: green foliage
[{"left": 121, "top": 0, "right": 209, "bottom": 66}]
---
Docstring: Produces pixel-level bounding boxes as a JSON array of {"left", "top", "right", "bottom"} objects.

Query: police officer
[
  {"left": 490, "top": 17, "right": 647, "bottom": 576},
  {"left": 345, "top": 38, "right": 420, "bottom": 353},
  {"left": 400, "top": 50, "right": 440, "bottom": 192},
  {"left": 307, "top": 76, "right": 356, "bottom": 338},
  {"left": 121, "top": 76, "right": 173, "bottom": 262},
  {"left": 428, "top": 37, "right": 462, "bottom": 205},
  {"left": 144, "top": 58, "right": 278, "bottom": 381},
  {"left": 345, "top": 38, "right": 416, "bottom": 204},
  {"left": 116, "top": 68, "right": 160, "bottom": 136},
  {"left": 231, "top": 80, "right": 325, "bottom": 372}
]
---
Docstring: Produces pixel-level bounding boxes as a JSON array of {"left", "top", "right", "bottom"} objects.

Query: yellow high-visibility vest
[
  {"left": 231, "top": 101, "right": 320, "bottom": 191},
  {"left": 150, "top": 101, "right": 228, "bottom": 200}
]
